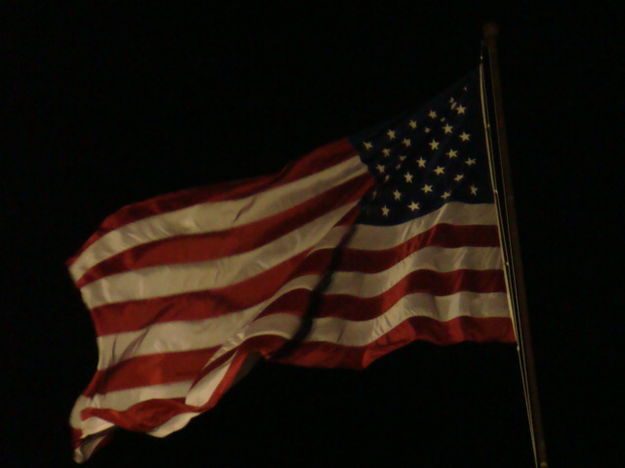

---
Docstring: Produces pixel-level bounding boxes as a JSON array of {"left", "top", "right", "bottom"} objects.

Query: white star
[
  {"left": 446, "top": 149, "right": 458, "bottom": 158},
  {"left": 459, "top": 132, "right": 471, "bottom": 142},
  {"left": 402, "top": 138, "right": 411, "bottom": 147},
  {"left": 449, "top": 97, "right": 455, "bottom": 103},
  {"left": 434, "top": 166, "right": 445, "bottom": 175},
  {"left": 424, "top": 127, "right": 431, "bottom": 133},
  {"left": 440, "top": 117, "right": 446, "bottom": 122},
  {"left": 403, "top": 172, "right": 414, "bottom": 183},
  {"left": 384, "top": 174, "right": 390, "bottom": 182},
  {"left": 381, "top": 205, "right": 390, "bottom": 216},
  {"left": 399, "top": 155, "right": 407, "bottom": 161},
  {"left": 408, "top": 201, "right": 420, "bottom": 212},
  {"left": 441, "top": 191, "right": 451, "bottom": 200},
  {"left": 382, "top": 148, "right": 391, "bottom": 157},
  {"left": 363, "top": 141, "right": 373, "bottom": 150},
  {"left": 428, "top": 110, "right": 437, "bottom": 119},
  {"left": 456, "top": 104, "right": 466, "bottom": 115},
  {"left": 428, "top": 139, "right": 440, "bottom": 150},
  {"left": 421, "top": 184, "right": 433, "bottom": 194},
  {"left": 454, "top": 173, "right": 464, "bottom": 182},
  {"left": 443, "top": 124, "right": 453, "bottom": 134},
  {"left": 465, "top": 158, "right": 476, "bottom": 166},
  {"left": 451, "top": 101, "right": 457, "bottom": 109},
  {"left": 469, "top": 185, "right": 478, "bottom": 195},
  {"left": 395, "top": 163, "right": 401, "bottom": 170},
  {"left": 376, "top": 164, "right": 385, "bottom": 173},
  {"left": 416, "top": 157, "right": 426, "bottom": 168},
  {"left": 393, "top": 189, "right": 402, "bottom": 200},
  {"left": 387, "top": 129, "right": 396, "bottom": 140},
  {"left": 409, "top": 120, "right": 417, "bottom": 129}
]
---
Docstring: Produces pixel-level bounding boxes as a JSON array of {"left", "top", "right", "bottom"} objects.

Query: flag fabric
[{"left": 68, "top": 68, "right": 514, "bottom": 462}]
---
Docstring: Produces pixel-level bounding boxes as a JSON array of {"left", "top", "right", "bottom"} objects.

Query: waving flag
[{"left": 69, "top": 68, "right": 514, "bottom": 462}]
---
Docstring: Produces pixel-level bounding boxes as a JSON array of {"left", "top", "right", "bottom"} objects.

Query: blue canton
[{"left": 350, "top": 70, "right": 493, "bottom": 226}]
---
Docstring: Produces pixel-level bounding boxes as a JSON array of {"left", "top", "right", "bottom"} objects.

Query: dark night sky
[{"left": 3, "top": 4, "right": 620, "bottom": 467}]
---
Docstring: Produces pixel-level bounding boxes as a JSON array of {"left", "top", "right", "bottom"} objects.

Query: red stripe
[
  {"left": 68, "top": 138, "right": 356, "bottom": 267},
  {"left": 76, "top": 173, "right": 373, "bottom": 287},
  {"left": 79, "top": 316, "right": 513, "bottom": 434},
  {"left": 90, "top": 229, "right": 501, "bottom": 336},
  {"left": 181, "top": 273, "right": 507, "bottom": 386},
  {"left": 91, "top": 262, "right": 502, "bottom": 337},
  {"left": 80, "top": 352, "right": 250, "bottom": 433},
  {"left": 309, "top": 224, "right": 500, "bottom": 274},
  {"left": 90, "top": 207, "right": 362, "bottom": 336},
  {"left": 272, "top": 316, "right": 516, "bottom": 368},
  {"left": 71, "top": 428, "right": 83, "bottom": 448},
  {"left": 90, "top": 247, "right": 327, "bottom": 336},
  {"left": 200, "top": 349, "right": 252, "bottom": 410},
  {"left": 256, "top": 269, "right": 505, "bottom": 321},
  {"left": 81, "top": 397, "right": 190, "bottom": 433},
  {"left": 91, "top": 269, "right": 502, "bottom": 396},
  {"left": 82, "top": 348, "right": 218, "bottom": 395},
  {"left": 277, "top": 225, "right": 499, "bottom": 278}
]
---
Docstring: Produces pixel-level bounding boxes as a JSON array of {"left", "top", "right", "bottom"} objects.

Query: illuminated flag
[{"left": 69, "top": 68, "right": 513, "bottom": 462}]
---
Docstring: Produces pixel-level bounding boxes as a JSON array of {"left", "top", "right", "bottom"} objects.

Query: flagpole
[{"left": 482, "top": 22, "right": 549, "bottom": 468}]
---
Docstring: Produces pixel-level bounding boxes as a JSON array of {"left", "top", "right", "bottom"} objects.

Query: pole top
[{"left": 483, "top": 22, "right": 499, "bottom": 39}]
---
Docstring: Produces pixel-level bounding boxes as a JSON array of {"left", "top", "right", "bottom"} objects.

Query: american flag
[{"left": 68, "top": 68, "right": 513, "bottom": 462}]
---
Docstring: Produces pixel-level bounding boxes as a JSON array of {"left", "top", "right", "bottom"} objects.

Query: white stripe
[
  {"left": 74, "top": 432, "right": 109, "bottom": 464},
  {"left": 185, "top": 291, "right": 509, "bottom": 406},
  {"left": 92, "top": 225, "right": 350, "bottom": 369},
  {"left": 348, "top": 202, "right": 497, "bottom": 250},
  {"left": 217, "top": 291, "right": 509, "bottom": 361},
  {"left": 149, "top": 411, "right": 200, "bottom": 438},
  {"left": 70, "top": 381, "right": 193, "bottom": 428},
  {"left": 93, "top": 271, "right": 323, "bottom": 369},
  {"left": 81, "top": 201, "right": 358, "bottom": 308},
  {"left": 177, "top": 352, "right": 236, "bottom": 408},
  {"left": 96, "top": 310, "right": 261, "bottom": 369},
  {"left": 309, "top": 291, "right": 509, "bottom": 346},
  {"left": 73, "top": 290, "right": 509, "bottom": 440},
  {"left": 73, "top": 356, "right": 245, "bottom": 452},
  {"left": 94, "top": 245, "right": 501, "bottom": 369},
  {"left": 80, "top": 201, "right": 496, "bottom": 309},
  {"left": 70, "top": 381, "right": 194, "bottom": 461},
  {"left": 73, "top": 249, "right": 506, "bottom": 454},
  {"left": 327, "top": 246, "right": 502, "bottom": 297},
  {"left": 70, "top": 156, "right": 366, "bottom": 281}
]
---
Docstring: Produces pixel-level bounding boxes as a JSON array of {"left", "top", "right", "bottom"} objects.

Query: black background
[{"left": 3, "top": 3, "right": 621, "bottom": 467}]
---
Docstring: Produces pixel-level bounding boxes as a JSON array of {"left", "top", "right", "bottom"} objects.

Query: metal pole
[{"left": 482, "top": 22, "right": 549, "bottom": 468}]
